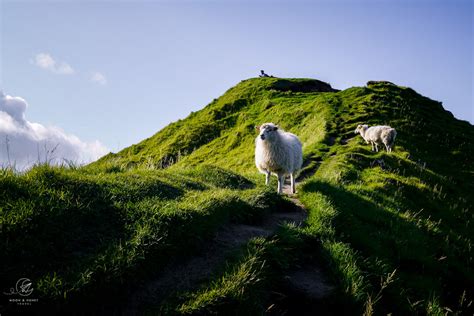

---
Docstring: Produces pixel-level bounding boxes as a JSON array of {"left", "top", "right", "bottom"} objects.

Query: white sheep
[
  {"left": 255, "top": 123, "right": 303, "bottom": 194},
  {"left": 354, "top": 124, "right": 397, "bottom": 152}
]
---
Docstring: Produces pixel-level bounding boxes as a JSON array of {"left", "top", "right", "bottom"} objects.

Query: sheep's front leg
[
  {"left": 265, "top": 171, "right": 271, "bottom": 185},
  {"left": 371, "top": 142, "right": 375, "bottom": 151},
  {"left": 290, "top": 173, "right": 296, "bottom": 194},
  {"left": 277, "top": 175, "right": 284, "bottom": 194}
]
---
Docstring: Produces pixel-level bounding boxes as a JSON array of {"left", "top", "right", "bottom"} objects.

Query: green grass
[
  {"left": 160, "top": 224, "right": 306, "bottom": 316},
  {"left": 173, "top": 237, "right": 276, "bottom": 315},
  {"left": 296, "top": 111, "right": 473, "bottom": 314},
  {"left": 0, "top": 164, "right": 286, "bottom": 313},
  {"left": 93, "top": 78, "right": 334, "bottom": 173},
  {"left": 2, "top": 77, "right": 473, "bottom": 314}
]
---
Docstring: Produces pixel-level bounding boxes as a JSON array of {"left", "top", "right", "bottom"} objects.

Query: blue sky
[{"left": 1, "top": 0, "right": 472, "bottom": 159}]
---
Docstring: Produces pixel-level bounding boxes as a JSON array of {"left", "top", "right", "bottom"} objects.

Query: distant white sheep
[
  {"left": 354, "top": 124, "right": 397, "bottom": 152},
  {"left": 255, "top": 123, "right": 303, "bottom": 194}
]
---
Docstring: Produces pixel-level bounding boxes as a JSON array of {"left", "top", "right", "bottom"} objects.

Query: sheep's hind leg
[
  {"left": 290, "top": 173, "right": 296, "bottom": 194},
  {"left": 265, "top": 171, "right": 271, "bottom": 185},
  {"left": 277, "top": 175, "right": 284, "bottom": 194}
]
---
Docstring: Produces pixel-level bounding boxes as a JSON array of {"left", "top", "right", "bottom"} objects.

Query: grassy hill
[{"left": 1, "top": 77, "right": 473, "bottom": 315}]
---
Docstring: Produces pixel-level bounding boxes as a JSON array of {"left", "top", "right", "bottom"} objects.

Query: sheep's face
[
  {"left": 354, "top": 124, "right": 368, "bottom": 134},
  {"left": 256, "top": 123, "right": 278, "bottom": 141}
]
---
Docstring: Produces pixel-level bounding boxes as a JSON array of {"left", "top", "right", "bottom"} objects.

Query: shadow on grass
[
  {"left": 179, "top": 165, "right": 256, "bottom": 190},
  {"left": 0, "top": 182, "right": 127, "bottom": 289},
  {"left": 301, "top": 180, "right": 473, "bottom": 315},
  {"left": 0, "top": 167, "right": 190, "bottom": 314}
]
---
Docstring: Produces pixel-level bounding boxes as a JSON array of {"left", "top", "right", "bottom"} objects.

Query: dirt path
[
  {"left": 125, "top": 182, "right": 306, "bottom": 314},
  {"left": 125, "top": 180, "right": 332, "bottom": 314}
]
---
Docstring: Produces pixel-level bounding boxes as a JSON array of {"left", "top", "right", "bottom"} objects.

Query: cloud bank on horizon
[{"left": 0, "top": 91, "right": 108, "bottom": 169}]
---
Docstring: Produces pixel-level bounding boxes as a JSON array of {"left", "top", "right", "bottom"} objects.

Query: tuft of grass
[
  {"left": 166, "top": 225, "right": 305, "bottom": 316},
  {"left": 175, "top": 238, "right": 271, "bottom": 315}
]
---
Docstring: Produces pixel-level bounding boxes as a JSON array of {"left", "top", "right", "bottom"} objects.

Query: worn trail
[
  {"left": 125, "top": 182, "right": 306, "bottom": 314},
  {"left": 126, "top": 179, "right": 332, "bottom": 314}
]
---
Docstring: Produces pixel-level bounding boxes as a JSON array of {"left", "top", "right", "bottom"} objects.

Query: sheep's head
[
  {"left": 255, "top": 123, "right": 278, "bottom": 141},
  {"left": 354, "top": 124, "right": 368, "bottom": 134}
]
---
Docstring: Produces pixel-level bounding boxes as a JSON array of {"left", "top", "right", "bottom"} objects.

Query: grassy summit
[
  {"left": 2, "top": 77, "right": 473, "bottom": 314},
  {"left": 94, "top": 78, "right": 337, "bottom": 171}
]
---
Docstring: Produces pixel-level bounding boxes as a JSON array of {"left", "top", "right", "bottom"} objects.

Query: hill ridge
[
  {"left": 93, "top": 77, "right": 473, "bottom": 176},
  {"left": 2, "top": 77, "right": 473, "bottom": 315},
  {"left": 91, "top": 77, "right": 474, "bottom": 313}
]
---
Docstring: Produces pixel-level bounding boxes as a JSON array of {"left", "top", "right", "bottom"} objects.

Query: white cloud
[
  {"left": 90, "top": 72, "right": 107, "bottom": 85},
  {"left": 34, "top": 53, "right": 55, "bottom": 69},
  {"left": 31, "top": 53, "right": 108, "bottom": 84},
  {"left": 0, "top": 91, "right": 108, "bottom": 169},
  {"left": 32, "top": 53, "right": 75, "bottom": 75},
  {"left": 56, "top": 62, "right": 75, "bottom": 75}
]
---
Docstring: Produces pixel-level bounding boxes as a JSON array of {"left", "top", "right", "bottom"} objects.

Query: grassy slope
[
  {"left": 98, "top": 78, "right": 473, "bottom": 314},
  {"left": 297, "top": 83, "right": 474, "bottom": 314},
  {"left": 0, "top": 164, "right": 286, "bottom": 313},
  {"left": 2, "top": 78, "right": 473, "bottom": 314},
  {"left": 94, "top": 78, "right": 330, "bottom": 173}
]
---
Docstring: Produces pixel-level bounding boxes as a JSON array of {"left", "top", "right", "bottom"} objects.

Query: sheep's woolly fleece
[
  {"left": 255, "top": 124, "right": 302, "bottom": 174},
  {"left": 0, "top": 91, "right": 108, "bottom": 169},
  {"left": 255, "top": 123, "right": 303, "bottom": 193},
  {"left": 355, "top": 124, "right": 397, "bottom": 152}
]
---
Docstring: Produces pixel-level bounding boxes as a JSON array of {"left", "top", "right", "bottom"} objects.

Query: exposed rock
[
  {"left": 270, "top": 79, "right": 338, "bottom": 93},
  {"left": 367, "top": 80, "right": 396, "bottom": 86}
]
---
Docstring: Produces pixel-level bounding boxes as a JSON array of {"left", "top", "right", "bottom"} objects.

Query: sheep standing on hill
[
  {"left": 255, "top": 123, "right": 303, "bottom": 194},
  {"left": 355, "top": 124, "right": 397, "bottom": 152}
]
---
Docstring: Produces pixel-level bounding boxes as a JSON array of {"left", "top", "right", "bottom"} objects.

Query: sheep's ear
[
  {"left": 273, "top": 126, "right": 278, "bottom": 131},
  {"left": 255, "top": 125, "right": 260, "bottom": 131}
]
